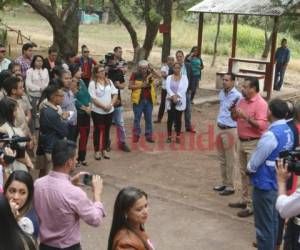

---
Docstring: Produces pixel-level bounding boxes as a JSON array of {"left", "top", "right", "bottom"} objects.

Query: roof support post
[
  {"left": 229, "top": 14, "right": 238, "bottom": 72},
  {"left": 231, "top": 14, "right": 238, "bottom": 58},
  {"left": 266, "top": 16, "right": 279, "bottom": 100},
  {"left": 197, "top": 12, "right": 204, "bottom": 56}
]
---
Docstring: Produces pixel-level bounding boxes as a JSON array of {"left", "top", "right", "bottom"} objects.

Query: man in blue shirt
[
  {"left": 247, "top": 99, "right": 294, "bottom": 250},
  {"left": 214, "top": 73, "right": 241, "bottom": 195},
  {"left": 274, "top": 39, "right": 290, "bottom": 91}
]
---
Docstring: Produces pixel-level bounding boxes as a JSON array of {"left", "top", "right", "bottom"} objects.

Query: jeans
[
  {"left": 253, "top": 187, "right": 278, "bottom": 250},
  {"left": 184, "top": 92, "right": 192, "bottom": 130},
  {"left": 133, "top": 99, "right": 153, "bottom": 139},
  {"left": 274, "top": 63, "right": 286, "bottom": 90},
  {"left": 113, "top": 106, "right": 126, "bottom": 145},
  {"left": 76, "top": 112, "right": 90, "bottom": 161},
  {"left": 157, "top": 89, "right": 167, "bottom": 121},
  {"left": 167, "top": 103, "right": 182, "bottom": 137},
  {"left": 91, "top": 111, "right": 113, "bottom": 152},
  {"left": 190, "top": 75, "right": 200, "bottom": 101}
]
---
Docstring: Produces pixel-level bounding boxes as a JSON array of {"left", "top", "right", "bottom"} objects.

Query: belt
[
  {"left": 239, "top": 137, "right": 260, "bottom": 142},
  {"left": 217, "top": 123, "right": 236, "bottom": 130}
]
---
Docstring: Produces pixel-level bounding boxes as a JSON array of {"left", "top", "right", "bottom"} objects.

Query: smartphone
[{"left": 83, "top": 174, "right": 93, "bottom": 186}]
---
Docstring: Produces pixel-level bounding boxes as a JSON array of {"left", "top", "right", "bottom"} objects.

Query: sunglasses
[
  {"left": 0, "top": 50, "right": 6, "bottom": 53},
  {"left": 83, "top": 51, "right": 90, "bottom": 53}
]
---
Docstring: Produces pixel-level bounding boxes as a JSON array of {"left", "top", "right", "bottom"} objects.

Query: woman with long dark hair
[
  {"left": 4, "top": 170, "right": 39, "bottom": 238},
  {"left": 88, "top": 64, "right": 118, "bottom": 160},
  {"left": 165, "top": 62, "right": 188, "bottom": 144},
  {"left": 108, "top": 187, "right": 155, "bottom": 250},
  {"left": 69, "top": 64, "right": 91, "bottom": 166},
  {"left": 26, "top": 55, "right": 49, "bottom": 131},
  {"left": 0, "top": 193, "right": 36, "bottom": 250},
  {"left": 185, "top": 46, "right": 204, "bottom": 103}
]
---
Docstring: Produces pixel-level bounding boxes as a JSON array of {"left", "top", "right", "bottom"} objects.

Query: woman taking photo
[
  {"left": 69, "top": 64, "right": 91, "bottom": 167},
  {"left": 25, "top": 55, "right": 49, "bottom": 131},
  {"left": 76, "top": 45, "right": 96, "bottom": 87},
  {"left": 4, "top": 170, "right": 39, "bottom": 239},
  {"left": 0, "top": 193, "right": 36, "bottom": 250},
  {"left": 0, "top": 98, "right": 33, "bottom": 172},
  {"left": 88, "top": 64, "right": 118, "bottom": 160},
  {"left": 165, "top": 62, "right": 188, "bottom": 144},
  {"left": 185, "top": 46, "right": 204, "bottom": 103},
  {"left": 108, "top": 187, "right": 155, "bottom": 250}
]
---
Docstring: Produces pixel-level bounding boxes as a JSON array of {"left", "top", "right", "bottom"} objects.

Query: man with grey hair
[{"left": 129, "top": 60, "right": 157, "bottom": 143}]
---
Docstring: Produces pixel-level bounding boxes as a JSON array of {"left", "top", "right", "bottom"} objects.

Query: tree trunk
[
  {"left": 211, "top": 14, "right": 221, "bottom": 67},
  {"left": 161, "top": 0, "right": 172, "bottom": 63},
  {"left": 111, "top": 0, "right": 140, "bottom": 62},
  {"left": 24, "top": 0, "right": 80, "bottom": 58}
]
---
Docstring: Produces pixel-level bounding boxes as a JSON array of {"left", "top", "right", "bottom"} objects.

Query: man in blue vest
[{"left": 247, "top": 98, "right": 294, "bottom": 250}]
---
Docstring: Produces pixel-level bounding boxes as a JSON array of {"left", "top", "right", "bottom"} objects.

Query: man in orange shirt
[{"left": 229, "top": 77, "right": 268, "bottom": 217}]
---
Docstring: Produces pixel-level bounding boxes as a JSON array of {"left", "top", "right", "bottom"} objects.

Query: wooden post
[
  {"left": 266, "top": 16, "right": 279, "bottom": 100},
  {"left": 197, "top": 13, "right": 204, "bottom": 57},
  {"left": 231, "top": 15, "right": 238, "bottom": 58},
  {"left": 229, "top": 15, "right": 238, "bottom": 72}
]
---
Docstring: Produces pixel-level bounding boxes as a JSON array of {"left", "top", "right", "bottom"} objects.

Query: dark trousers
[
  {"left": 67, "top": 125, "right": 77, "bottom": 142},
  {"left": 190, "top": 75, "right": 200, "bottom": 101},
  {"left": 274, "top": 63, "right": 286, "bottom": 91},
  {"left": 167, "top": 103, "right": 183, "bottom": 137},
  {"left": 253, "top": 188, "right": 278, "bottom": 250},
  {"left": 184, "top": 92, "right": 192, "bottom": 130},
  {"left": 40, "top": 243, "right": 81, "bottom": 250},
  {"left": 284, "top": 219, "right": 300, "bottom": 250},
  {"left": 91, "top": 111, "right": 113, "bottom": 152},
  {"left": 157, "top": 89, "right": 167, "bottom": 121},
  {"left": 76, "top": 112, "right": 91, "bottom": 161}
]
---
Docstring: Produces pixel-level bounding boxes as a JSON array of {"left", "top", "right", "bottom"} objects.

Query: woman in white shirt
[
  {"left": 165, "top": 62, "right": 188, "bottom": 144},
  {"left": 25, "top": 55, "right": 49, "bottom": 130},
  {"left": 88, "top": 64, "right": 118, "bottom": 160}
]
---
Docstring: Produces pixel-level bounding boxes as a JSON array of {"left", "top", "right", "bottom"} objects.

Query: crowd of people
[
  {"left": 213, "top": 72, "right": 300, "bottom": 250},
  {"left": 0, "top": 42, "right": 204, "bottom": 249},
  {"left": 0, "top": 38, "right": 298, "bottom": 250}
]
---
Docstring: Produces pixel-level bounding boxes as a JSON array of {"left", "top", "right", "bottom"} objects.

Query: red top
[
  {"left": 75, "top": 57, "right": 96, "bottom": 80},
  {"left": 236, "top": 94, "right": 268, "bottom": 139}
]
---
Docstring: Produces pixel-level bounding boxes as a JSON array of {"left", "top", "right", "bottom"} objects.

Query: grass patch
[{"left": 155, "top": 21, "right": 300, "bottom": 59}]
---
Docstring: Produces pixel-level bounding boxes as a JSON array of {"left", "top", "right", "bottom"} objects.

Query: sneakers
[
  {"left": 237, "top": 208, "right": 253, "bottom": 218},
  {"left": 228, "top": 202, "right": 247, "bottom": 209},
  {"left": 102, "top": 150, "right": 110, "bottom": 160},
  {"left": 219, "top": 187, "right": 235, "bottom": 196},
  {"left": 146, "top": 138, "right": 155, "bottom": 143},
  {"left": 94, "top": 152, "right": 101, "bottom": 161}
]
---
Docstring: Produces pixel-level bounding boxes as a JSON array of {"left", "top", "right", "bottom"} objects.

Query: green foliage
[
  {"left": 154, "top": 20, "right": 300, "bottom": 58},
  {"left": 148, "top": 7, "right": 162, "bottom": 23}
]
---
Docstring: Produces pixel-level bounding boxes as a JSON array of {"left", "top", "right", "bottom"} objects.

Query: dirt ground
[
  {"left": 71, "top": 103, "right": 256, "bottom": 250},
  {"left": 3, "top": 9, "right": 300, "bottom": 250}
]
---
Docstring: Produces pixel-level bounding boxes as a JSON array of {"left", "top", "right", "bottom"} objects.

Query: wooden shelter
[{"left": 188, "top": 0, "right": 300, "bottom": 99}]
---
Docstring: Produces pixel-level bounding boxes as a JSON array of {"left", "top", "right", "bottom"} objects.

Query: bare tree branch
[
  {"left": 24, "top": 0, "right": 60, "bottom": 25},
  {"left": 49, "top": 0, "right": 57, "bottom": 13},
  {"left": 111, "top": 0, "right": 139, "bottom": 49},
  {"left": 61, "top": 0, "right": 78, "bottom": 22}
]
